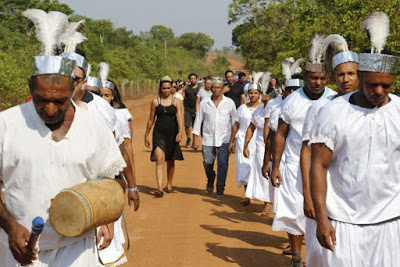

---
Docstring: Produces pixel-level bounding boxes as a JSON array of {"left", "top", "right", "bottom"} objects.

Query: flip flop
[
  {"left": 154, "top": 189, "right": 164, "bottom": 197},
  {"left": 164, "top": 187, "right": 175, "bottom": 193},
  {"left": 282, "top": 244, "right": 292, "bottom": 255}
]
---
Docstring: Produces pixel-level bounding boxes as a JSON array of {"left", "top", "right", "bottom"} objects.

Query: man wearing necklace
[
  {"left": 310, "top": 12, "right": 400, "bottom": 266},
  {"left": 192, "top": 77, "right": 236, "bottom": 199}
]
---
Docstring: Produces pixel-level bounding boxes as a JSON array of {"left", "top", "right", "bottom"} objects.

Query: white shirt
[
  {"left": 281, "top": 87, "right": 336, "bottom": 162},
  {"left": 0, "top": 101, "right": 125, "bottom": 250},
  {"left": 197, "top": 88, "right": 212, "bottom": 101},
  {"left": 193, "top": 95, "right": 236, "bottom": 146},
  {"left": 310, "top": 92, "right": 400, "bottom": 224},
  {"left": 263, "top": 96, "right": 283, "bottom": 119},
  {"left": 302, "top": 95, "right": 335, "bottom": 142},
  {"left": 115, "top": 108, "right": 133, "bottom": 145},
  {"left": 268, "top": 102, "right": 283, "bottom": 132},
  {"left": 86, "top": 92, "right": 117, "bottom": 132}
]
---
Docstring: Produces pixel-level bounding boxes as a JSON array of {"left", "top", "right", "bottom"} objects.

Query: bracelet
[{"left": 128, "top": 187, "right": 139, "bottom": 192}]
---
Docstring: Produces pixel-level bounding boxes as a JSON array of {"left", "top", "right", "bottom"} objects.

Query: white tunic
[
  {"left": 272, "top": 87, "right": 336, "bottom": 235},
  {"left": 114, "top": 108, "right": 133, "bottom": 146},
  {"left": 309, "top": 92, "right": 400, "bottom": 224},
  {"left": 302, "top": 95, "right": 335, "bottom": 267},
  {"left": 0, "top": 102, "right": 125, "bottom": 255},
  {"left": 234, "top": 104, "right": 257, "bottom": 187},
  {"left": 86, "top": 92, "right": 117, "bottom": 133},
  {"left": 245, "top": 105, "right": 274, "bottom": 202},
  {"left": 263, "top": 96, "right": 283, "bottom": 119},
  {"left": 268, "top": 102, "right": 283, "bottom": 132}
]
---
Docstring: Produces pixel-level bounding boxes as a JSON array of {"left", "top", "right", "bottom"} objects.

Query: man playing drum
[{"left": 0, "top": 9, "right": 126, "bottom": 266}]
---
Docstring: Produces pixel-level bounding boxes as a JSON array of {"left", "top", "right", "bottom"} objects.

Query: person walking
[
  {"left": 192, "top": 77, "right": 236, "bottom": 199},
  {"left": 228, "top": 74, "right": 263, "bottom": 204},
  {"left": 144, "top": 76, "right": 184, "bottom": 197}
]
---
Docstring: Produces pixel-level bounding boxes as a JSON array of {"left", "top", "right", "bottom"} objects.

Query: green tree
[{"left": 177, "top": 32, "right": 214, "bottom": 57}]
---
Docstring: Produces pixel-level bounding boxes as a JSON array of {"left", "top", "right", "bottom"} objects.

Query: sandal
[
  {"left": 164, "top": 187, "right": 175, "bottom": 193},
  {"left": 282, "top": 244, "right": 292, "bottom": 255},
  {"left": 154, "top": 189, "right": 164, "bottom": 197}
]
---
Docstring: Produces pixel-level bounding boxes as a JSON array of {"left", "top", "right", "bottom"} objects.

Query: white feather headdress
[
  {"left": 321, "top": 34, "right": 349, "bottom": 56},
  {"left": 251, "top": 71, "right": 264, "bottom": 84},
  {"left": 59, "top": 20, "right": 86, "bottom": 53},
  {"left": 23, "top": 9, "right": 68, "bottom": 56},
  {"left": 281, "top": 57, "right": 306, "bottom": 81},
  {"left": 362, "top": 11, "right": 390, "bottom": 54},
  {"left": 260, "top": 72, "right": 271, "bottom": 95},
  {"left": 86, "top": 63, "right": 92, "bottom": 77},
  {"left": 98, "top": 62, "right": 110, "bottom": 81},
  {"left": 309, "top": 34, "right": 326, "bottom": 63}
]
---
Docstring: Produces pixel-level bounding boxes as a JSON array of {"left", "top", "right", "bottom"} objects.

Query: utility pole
[{"left": 164, "top": 39, "right": 167, "bottom": 58}]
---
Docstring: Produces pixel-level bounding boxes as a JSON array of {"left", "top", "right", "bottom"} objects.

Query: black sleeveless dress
[{"left": 151, "top": 97, "right": 184, "bottom": 161}]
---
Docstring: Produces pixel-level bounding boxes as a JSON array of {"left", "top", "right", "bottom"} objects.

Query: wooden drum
[{"left": 49, "top": 178, "right": 125, "bottom": 237}]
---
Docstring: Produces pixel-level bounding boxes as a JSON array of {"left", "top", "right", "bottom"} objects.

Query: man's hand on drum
[
  {"left": 8, "top": 221, "right": 37, "bottom": 266},
  {"left": 128, "top": 191, "right": 140, "bottom": 211},
  {"left": 97, "top": 223, "right": 114, "bottom": 250}
]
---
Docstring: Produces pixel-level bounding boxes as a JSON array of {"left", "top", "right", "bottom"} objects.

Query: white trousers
[
  {"left": 323, "top": 218, "right": 400, "bottom": 267},
  {"left": 0, "top": 236, "right": 96, "bottom": 267}
]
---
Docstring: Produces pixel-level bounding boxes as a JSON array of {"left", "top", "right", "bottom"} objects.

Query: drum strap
[{"left": 96, "top": 213, "right": 131, "bottom": 266}]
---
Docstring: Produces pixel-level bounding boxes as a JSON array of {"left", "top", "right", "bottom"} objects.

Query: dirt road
[{"left": 119, "top": 96, "right": 305, "bottom": 267}]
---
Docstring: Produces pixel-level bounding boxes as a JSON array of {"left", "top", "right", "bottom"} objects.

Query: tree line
[
  {"left": 229, "top": 0, "right": 400, "bottom": 92},
  {"left": 0, "top": 0, "right": 229, "bottom": 110}
]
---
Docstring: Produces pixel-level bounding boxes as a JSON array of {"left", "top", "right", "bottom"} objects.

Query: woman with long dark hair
[{"left": 144, "top": 76, "right": 184, "bottom": 197}]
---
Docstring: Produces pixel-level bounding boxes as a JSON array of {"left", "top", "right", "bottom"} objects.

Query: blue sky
[{"left": 59, "top": 0, "right": 237, "bottom": 49}]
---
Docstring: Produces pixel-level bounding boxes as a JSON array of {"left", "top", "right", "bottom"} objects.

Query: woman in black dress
[{"left": 144, "top": 76, "right": 184, "bottom": 197}]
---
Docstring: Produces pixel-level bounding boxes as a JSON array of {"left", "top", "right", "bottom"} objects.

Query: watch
[{"left": 128, "top": 187, "right": 139, "bottom": 192}]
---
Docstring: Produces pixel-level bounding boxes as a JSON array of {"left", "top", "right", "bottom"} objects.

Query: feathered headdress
[
  {"left": 246, "top": 71, "right": 263, "bottom": 93},
  {"left": 98, "top": 62, "right": 115, "bottom": 90},
  {"left": 59, "top": 20, "right": 86, "bottom": 53},
  {"left": 23, "top": 9, "right": 76, "bottom": 77},
  {"left": 23, "top": 9, "right": 68, "bottom": 56},
  {"left": 305, "top": 34, "right": 326, "bottom": 72},
  {"left": 282, "top": 57, "right": 306, "bottom": 81},
  {"left": 282, "top": 57, "right": 305, "bottom": 87},
  {"left": 260, "top": 72, "right": 271, "bottom": 95},
  {"left": 358, "top": 11, "right": 398, "bottom": 74},
  {"left": 362, "top": 11, "right": 389, "bottom": 54},
  {"left": 320, "top": 34, "right": 358, "bottom": 70},
  {"left": 86, "top": 63, "right": 92, "bottom": 77},
  {"left": 309, "top": 34, "right": 326, "bottom": 64},
  {"left": 251, "top": 71, "right": 264, "bottom": 84},
  {"left": 98, "top": 62, "right": 110, "bottom": 81}
]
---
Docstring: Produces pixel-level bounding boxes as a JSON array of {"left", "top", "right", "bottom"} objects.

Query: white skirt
[
  {"left": 322, "top": 218, "right": 400, "bottom": 267},
  {"left": 245, "top": 149, "right": 274, "bottom": 202},
  {"left": 272, "top": 161, "right": 305, "bottom": 235},
  {"left": 97, "top": 217, "right": 127, "bottom": 267},
  {"left": 306, "top": 218, "right": 323, "bottom": 267},
  {"left": 0, "top": 236, "right": 96, "bottom": 267},
  {"left": 235, "top": 139, "right": 255, "bottom": 187}
]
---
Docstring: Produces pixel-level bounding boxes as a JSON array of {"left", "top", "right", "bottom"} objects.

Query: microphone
[{"left": 27, "top": 217, "right": 44, "bottom": 251}]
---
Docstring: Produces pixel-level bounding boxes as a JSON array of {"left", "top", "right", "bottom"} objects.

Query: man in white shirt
[
  {"left": 270, "top": 35, "right": 336, "bottom": 267},
  {"left": 192, "top": 78, "right": 236, "bottom": 199},
  {"left": 300, "top": 35, "right": 359, "bottom": 267},
  {"left": 310, "top": 12, "right": 400, "bottom": 266},
  {"left": 0, "top": 9, "right": 126, "bottom": 266}
]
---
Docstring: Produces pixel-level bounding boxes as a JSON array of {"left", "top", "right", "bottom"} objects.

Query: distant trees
[
  {"left": 229, "top": 0, "right": 400, "bottom": 92},
  {"left": 0, "top": 0, "right": 227, "bottom": 110}
]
